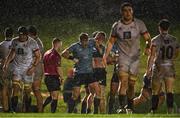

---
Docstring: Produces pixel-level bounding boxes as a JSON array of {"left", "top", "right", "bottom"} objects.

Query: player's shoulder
[
  {"left": 12, "top": 36, "right": 19, "bottom": 42},
  {"left": 0, "top": 40, "right": 5, "bottom": 46},
  {"left": 71, "top": 42, "right": 79, "bottom": 47},
  {"left": 134, "top": 18, "right": 145, "bottom": 25},
  {"left": 152, "top": 34, "right": 161, "bottom": 42},
  {"left": 28, "top": 36, "right": 37, "bottom": 43},
  {"left": 112, "top": 21, "right": 119, "bottom": 28},
  {"left": 167, "top": 34, "right": 177, "bottom": 41},
  {"left": 67, "top": 42, "right": 79, "bottom": 51}
]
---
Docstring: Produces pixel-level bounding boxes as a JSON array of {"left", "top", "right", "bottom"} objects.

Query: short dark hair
[
  {"left": 28, "top": 25, "right": 37, "bottom": 36},
  {"left": 159, "top": 19, "right": 170, "bottom": 31},
  {"left": 18, "top": 26, "right": 28, "bottom": 35},
  {"left": 52, "top": 38, "right": 61, "bottom": 44},
  {"left": 120, "top": 2, "right": 133, "bottom": 12},
  {"left": 79, "top": 33, "right": 88, "bottom": 41},
  {"left": 97, "top": 31, "right": 106, "bottom": 38},
  {"left": 4, "top": 27, "right": 13, "bottom": 37},
  {"left": 92, "top": 31, "right": 99, "bottom": 38}
]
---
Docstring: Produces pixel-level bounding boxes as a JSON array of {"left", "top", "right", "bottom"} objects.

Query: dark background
[{"left": 0, "top": 0, "right": 180, "bottom": 26}]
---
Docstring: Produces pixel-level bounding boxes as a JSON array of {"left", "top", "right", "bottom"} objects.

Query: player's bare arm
[
  {"left": 146, "top": 44, "right": 156, "bottom": 76},
  {"left": 57, "top": 67, "right": 64, "bottom": 83},
  {"left": 3, "top": 48, "right": 15, "bottom": 72},
  {"left": 103, "top": 36, "right": 116, "bottom": 65},
  {"left": 62, "top": 49, "right": 79, "bottom": 63},
  {"left": 143, "top": 32, "right": 151, "bottom": 56},
  {"left": 27, "top": 50, "right": 41, "bottom": 76}
]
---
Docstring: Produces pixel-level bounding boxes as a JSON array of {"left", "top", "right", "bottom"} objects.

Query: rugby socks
[
  {"left": 118, "top": 95, "right": 127, "bottom": 109},
  {"left": 51, "top": 100, "right": 58, "bottom": 113},
  {"left": 108, "top": 94, "right": 115, "bottom": 114},
  {"left": 127, "top": 98, "right": 134, "bottom": 110},
  {"left": 43, "top": 96, "right": 52, "bottom": 108},
  {"left": 94, "top": 97, "right": 100, "bottom": 114},
  {"left": 67, "top": 98, "right": 76, "bottom": 113},
  {"left": 24, "top": 96, "right": 32, "bottom": 112},
  {"left": 166, "top": 93, "right": 174, "bottom": 109},
  {"left": 87, "top": 108, "right": 91, "bottom": 114},
  {"left": 11, "top": 96, "right": 18, "bottom": 112},
  {"left": 151, "top": 95, "right": 159, "bottom": 112},
  {"left": 81, "top": 101, "right": 87, "bottom": 114}
]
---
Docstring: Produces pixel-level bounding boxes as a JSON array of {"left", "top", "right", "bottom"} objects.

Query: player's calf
[
  {"left": 99, "top": 85, "right": 106, "bottom": 113},
  {"left": 68, "top": 87, "right": 80, "bottom": 113},
  {"left": 32, "top": 82, "right": 43, "bottom": 112},
  {"left": 23, "top": 85, "right": 32, "bottom": 112}
]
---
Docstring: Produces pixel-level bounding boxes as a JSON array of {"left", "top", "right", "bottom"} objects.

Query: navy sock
[
  {"left": 166, "top": 93, "right": 174, "bottom": 108},
  {"left": 118, "top": 95, "right": 127, "bottom": 109},
  {"left": 108, "top": 94, "right": 115, "bottom": 114},
  {"left": 81, "top": 101, "right": 87, "bottom": 114},
  {"left": 51, "top": 100, "right": 58, "bottom": 113},
  {"left": 94, "top": 97, "right": 100, "bottom": 114},
  {"left": 24, "top": 96, "right": 32, "bottom": 112},
  {"left": 151, "top": 95, "right": 159, "bottom": 111},
  {"left": 127, "top": 98, "right": 133, "bottom": 110},
  {"left": 67, "top": 98, "right": 76, "bottom": 113},
  {"left": 11, "top": 96, "right": 18, "bottom": 112},
  {"left": 43, "top": 96, "right": 52, "bottom": 108}
]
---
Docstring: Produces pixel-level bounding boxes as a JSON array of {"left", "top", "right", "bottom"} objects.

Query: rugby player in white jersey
[
  {"left": 103, "top": 2, "right": 151, "bottom": 113},
  {"left": 3, "top": 26, "right": 41, "bottom": 112}
]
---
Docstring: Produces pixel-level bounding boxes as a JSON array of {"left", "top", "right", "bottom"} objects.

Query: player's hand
[
  {"left": 143, "top": 48, "right": 150, "bottom": 56},
  {"left": 73, "top": 58, "right": 79, "bottom": 63},
  {"left": 27, "top": 66, "right": 35, "bottom": 76}
]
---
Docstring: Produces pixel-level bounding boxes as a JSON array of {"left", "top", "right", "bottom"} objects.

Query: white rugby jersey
[
  {"left": 11, "top": 36, "right": 39, "bottom": 69},
  {"left": 110, "top": 18, "right": 148, "bottom": 60}
]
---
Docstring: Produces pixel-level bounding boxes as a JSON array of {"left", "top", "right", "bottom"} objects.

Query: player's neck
[
  {"left": 160, "top": 31, "right": 168, "bottom": 35},
  {"left": 121, "top": 18, "right": 133, "bottom": 25},
  {"left": 53, "top": 47, "right": 59, "bottom": 51}
]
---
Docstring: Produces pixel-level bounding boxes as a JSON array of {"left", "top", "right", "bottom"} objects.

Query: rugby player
[
  {"left": 133, "top": 74, "right": 165, "bottom": 108},
  {"left": 0, "top": 27, "right": 14, "bottom": 112},
  {"left": 3, "top": 26, "right": 41, "bottom": 112},
  {"left": 62, "top": 33, "right": 101, "bottom": 114},
  {"left": 43, "top": 38, "right": 63, "bottom": 113},
  {"left": 108, "top": 43, "right": 120, "bottom": 114},
  {"left": 103, "top": 2, "right": 151, "bottom": 113},
  {"left": 92, "top": 31, "right": 106, "bottom": 113},
  {"left": 81, "top": 31, "right": 99, "bottom": 114},
  {"left": 63, "top": 68, "right": 80, "bottom": 113},
  {"left": 28, "top": 25, "right": 44, "bottom": 112},
  {"left": 147, "top": 19, "right": 180, "bottom": 113}
]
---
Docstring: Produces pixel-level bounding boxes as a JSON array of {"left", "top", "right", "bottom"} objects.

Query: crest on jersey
[{"left": 123, "top": 31, "right": 131, "bottom": 39}]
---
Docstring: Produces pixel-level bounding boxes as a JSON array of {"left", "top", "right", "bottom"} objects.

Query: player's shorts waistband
[{"left": 45, "top": 75, "right": 59, "bottom": 78}]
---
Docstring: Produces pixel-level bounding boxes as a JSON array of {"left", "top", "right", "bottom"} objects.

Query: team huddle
[{"left": 0, "top": 2, "right": 179, "bottom": 114}]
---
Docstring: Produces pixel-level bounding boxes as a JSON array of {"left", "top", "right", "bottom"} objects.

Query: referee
[{"left": 43, "top": 38, "right": 63, "bottom": 113}]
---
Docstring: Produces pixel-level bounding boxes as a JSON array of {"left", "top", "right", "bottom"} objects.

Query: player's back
[{"left": 152, "top": 34, "right": 179, "bottom": 66}]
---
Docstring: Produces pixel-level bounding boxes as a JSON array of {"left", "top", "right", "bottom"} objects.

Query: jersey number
[
  {"left": 17, "top": 48, "right": 24, "bottom": 55},
  {"left": 160, "top": 46, "right": 173, "bottom": 59}
]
